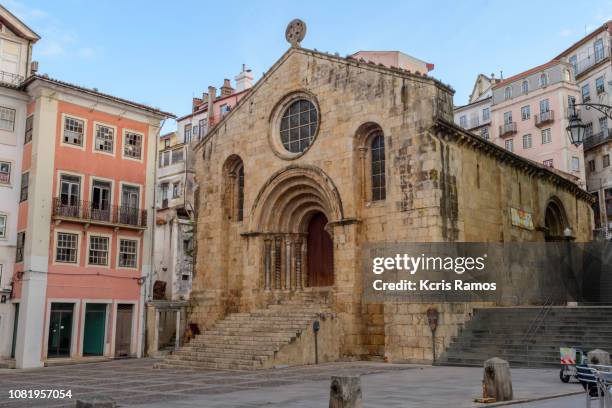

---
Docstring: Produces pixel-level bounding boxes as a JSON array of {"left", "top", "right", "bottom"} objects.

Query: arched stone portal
[
  {"left": 248, "top": 165, "right": 343, "bottom": 292},
  {"left": 544, "top": 197, "right": 569, "bottom": 241}
]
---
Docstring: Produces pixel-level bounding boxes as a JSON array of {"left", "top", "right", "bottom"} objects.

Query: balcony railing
[
  {"left": 574, "top": 47, "right": 610, "bottom": 77},
  {"left": 584, "top": 129, "right": 612, "bottom": 150},
  {"left": 0, "top": 71, "right": 24, "bottom": 86},
  {"left": 52, "top": 198, "right": 147, "bottom": 228},
  {"left": 0, "top": 172, "right": 9, "bottom": 184},
  {"left": 534, "top": 110, "right": 554, "bottom": 127},
  {"left": 499, "top": 122, "right": 517, "bottom": 137}
]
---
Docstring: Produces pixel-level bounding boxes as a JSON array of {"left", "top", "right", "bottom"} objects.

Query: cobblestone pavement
[{"left": 0, "top": 358, "right": 583, "bottom": 407}]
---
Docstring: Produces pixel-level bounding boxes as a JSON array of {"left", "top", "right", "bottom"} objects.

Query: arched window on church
[
  {"left": 223, "top": 155, "right": 245, "bottom": 222},
  {"left": 371, "top": 133, "right": 386, "bottom": 201},
  {"left": 237, "top": 164, "right": 244, "bottom": 221}
]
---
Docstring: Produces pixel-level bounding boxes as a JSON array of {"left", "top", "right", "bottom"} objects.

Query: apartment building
[
  {"left": 0, "top": 5, "right": 39, "bottom": 360},
  {"left": 6, "top": 75, "right": 173, "bottom": 369},
  {"left": 152, "top": 67, "right": 253, "bottom": 301},
  {"left": 555, "top": 21, "right": 612, "bottom": 237},
  {"left": 454, "top": 74, "right": 500, "bottom": 140},
  {"left": 490, "top": 60, "right": 584, "bottom": 186}
]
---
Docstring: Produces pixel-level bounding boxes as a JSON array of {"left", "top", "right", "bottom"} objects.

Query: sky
[{"left": 6, "top": 0, "right": 612, "bottom": 132}]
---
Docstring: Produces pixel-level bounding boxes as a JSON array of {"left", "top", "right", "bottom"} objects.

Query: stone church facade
[{"left": 187, "top": 45, "right": 593, "bottom": 364}]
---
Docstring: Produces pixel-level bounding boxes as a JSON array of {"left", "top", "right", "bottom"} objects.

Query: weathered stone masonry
[{"left": 188, "top": 46, "right": 593, "bottom": 364}]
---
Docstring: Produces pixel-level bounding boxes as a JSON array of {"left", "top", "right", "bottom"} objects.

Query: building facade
[
  {"left": 490, "top": 60, "right": 584, "bottom": 186},
  {"left": 6, "top": 75, "right": 172, "bottom": 368},
  {"left": 555, "top": 21, "right": 612, "bottom": 238},
  {"left": 180, "top": 41, "right": 593, "bottom": 367},
  {"left": 0, "top": 5, "right": 39, "bottom": 360},
  {"left": 454, "top": 74, "right": 501, "bottom": 140},
  {"left": 153, "top": 67, "right": 252, "bottom": 301}
]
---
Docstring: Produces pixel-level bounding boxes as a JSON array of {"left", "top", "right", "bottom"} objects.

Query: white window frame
[
  {"left": 60, "top": 113, "right": 87, "bottom": 151},
  {"left": 0, "top": 213, "right": 6, "bottom": 239},
  {"left": 122, "top": 129, "right": 144, "bottom": 162},
  {"left": 116, "top": 236, "right": 140, "bottom": 270},
  {"left": 521, "top": 106, "right": 530, "bottom": 121},
  {"left": 86, "top": 232, "right": 112, "bottom": 268},
  {"left": 0, "top": 106, "right": 15, "bottom": 132},
  {"left": 523, "top": 134, "right": 532, "bottom": 149},
  {"left": 539, "top": 73, "right": 548, "bottom": 88},
  {"left": 541, "top": 128, "right": 552, "bottom": 144},
  {"left": 55, "top": 170, "right": 85, "bottom": 202},
  {"left": 505, "top": 139, "right": 514, "bottom": 152},
  {"left": 521, "top": 80, "right": 529, "bottom": 94},
  {"left": 53, "top": 229, "right": 82, "bottom": 266},
  {"left": 92, "top": 122, "right": 117, "bottom": 157},
  {"left": 0, "top": 159, "right": 11, "bottom": 185},
  {"left": 572, "top": 156, "right": 580, "bottom": 172}
]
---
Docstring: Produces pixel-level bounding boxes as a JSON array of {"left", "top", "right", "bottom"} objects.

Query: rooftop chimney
[
  {"left": 220, "top": 79, "right": 233, "bottom": 97},
  {"left": 207, "top": 86, "right": 216, "bottom": 121},
  {"left": 235, "top": 64, "right": 254, "bottom": 92}
]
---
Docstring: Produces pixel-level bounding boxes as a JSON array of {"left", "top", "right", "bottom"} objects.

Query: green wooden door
[{"left": 83, "top": 304, "right": 106, "bottom": 356}]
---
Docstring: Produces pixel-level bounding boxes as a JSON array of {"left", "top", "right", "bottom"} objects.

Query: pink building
[
  {"left": 9, "top": 75, "right": 173, "bottom": 368},
  {"left": 490, "top": 60, "right": 584, "bottom": 186}
]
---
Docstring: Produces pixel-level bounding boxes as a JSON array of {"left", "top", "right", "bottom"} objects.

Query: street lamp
[
  {"left": 566, "top": 107, "right": 586, "bottom": 147},
  {"left": 566, "top": 101, "right": 612, "bottom": 146}
]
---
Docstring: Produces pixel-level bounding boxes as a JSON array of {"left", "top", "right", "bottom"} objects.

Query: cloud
[{"left": 4, "top": 0, "right": 98, "bottom": 62}]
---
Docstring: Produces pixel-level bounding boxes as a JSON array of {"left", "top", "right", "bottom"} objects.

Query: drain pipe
[{"left": 313, "top": 320, "right": 320, "bottom": 364}]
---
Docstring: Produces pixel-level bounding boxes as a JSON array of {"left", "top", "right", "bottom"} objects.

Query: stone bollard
[
  {"left": 75, "top": 396, "right": 117, "bottom": 408},
  {"left": 329, "top": 375, "right": 362, "bottom": 408},
  {"left": 588, "top": 349, "right": 610, "bottom": 365},
  {"left": 483, "top": 357, "right": 513, "bottom": 402}
]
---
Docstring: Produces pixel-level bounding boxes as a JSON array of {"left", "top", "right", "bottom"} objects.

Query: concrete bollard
[
  {"left": 587, "top": 349, "right": 610, "bottom": 366},
  {"left": 329, "top": 375, "right": 362, "bottom": 408},
  {"left": 483, "top": 357, "right": 513, "bottom": 402},
  {"left": 75, "top": 396, "right": 117, "bottom": 408}
]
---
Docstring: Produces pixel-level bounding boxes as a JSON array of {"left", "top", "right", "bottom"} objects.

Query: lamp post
[{"left": 566, "top": 101, "right": 612, "bottom": 146}]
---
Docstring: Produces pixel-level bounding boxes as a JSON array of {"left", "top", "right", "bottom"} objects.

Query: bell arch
[{"left": 248, "top": 165, "right": 344, "bottom": 291}]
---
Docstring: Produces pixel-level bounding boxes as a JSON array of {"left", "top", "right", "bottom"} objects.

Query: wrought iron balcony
[
  {"left": 584, "top": 129, "right": 612, "bottom": 150},
  {"left": 574, "top": 48, "right": 610, "bottom": 77},
  {"left": 534, "top": 110, "right": 554, "bottom": 127},
  {"left": 499, "top": 122, "right": 517, "bottom": 137},
  {"left": 52, "top": 198, "right": 147, "bottom": 229},
  {"left": 0, "top": 71, "right": 24, "bottom": 86}
]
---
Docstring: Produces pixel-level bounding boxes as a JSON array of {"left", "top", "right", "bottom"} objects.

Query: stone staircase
[
  {"left": 439, "top": 307, "right": 612, "bottom": 368},
  {"left": 155, "top": 293, "right": 335, "bottom": 370}
]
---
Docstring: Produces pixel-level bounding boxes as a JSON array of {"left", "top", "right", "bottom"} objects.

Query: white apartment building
[
  {"left": 153, "top": 66, "right": 254, "bottom": 301},
  {"left": 454, "top": 74, "right": 500, "bottom": 140},
  {"left": 555, "top": 21, "right": 612, "bottom": 238},
  {"left": 0, "top": 6, "right": 38, "bottom": 359}
]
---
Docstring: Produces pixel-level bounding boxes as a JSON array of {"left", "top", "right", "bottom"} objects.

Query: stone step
[
  {"left": 156, "top": 358, "right": 260, "bottom": 370},
  {"left": 181, "top": 342, "right": 280, "bottom": 352},
  {"left": 169, "top": 350, "right": 270, "bottom": 362}
]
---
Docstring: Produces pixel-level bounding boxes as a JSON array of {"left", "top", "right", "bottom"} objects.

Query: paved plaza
[{"left": 0, "top": 358, "right": 585, "bottom": 407}]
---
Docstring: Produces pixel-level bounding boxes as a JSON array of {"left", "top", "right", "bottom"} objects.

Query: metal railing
[
  {"left": 0, "top": 71, "right": 24, "bottom": 86},
  {"left": 499, "top": 122, "right": 517, "bottom": 137},
  {"left": 52, "top": 198, "right": 147, "bottom": 228},
  {"left": 523, "top": 294, "right": 555, "bottom": 367},
  {"left": 535, "top": 110, "right": 554, "bottom": 127},
  {"left": 584, "top": 129, "right": 612, "bottom": 150},
  {"left": 575, "top": 48, "right": 610, "bottom": 77}
]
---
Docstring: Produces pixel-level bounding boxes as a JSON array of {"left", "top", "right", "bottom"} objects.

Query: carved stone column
[
  {"left": 284, "top": 237, "right": 292, "bottom": 290},
  {"left": 294, "top": 239, "right": 303, "bottom": 291},
  {"left": 274, "top": 237, "right": 282, "bottom": 290},
  {"left": 264, "top": 238, "right": 272, "bottom": 291},
  {"left": 358, "top": 146, "right": 368, "bottom": 200}
]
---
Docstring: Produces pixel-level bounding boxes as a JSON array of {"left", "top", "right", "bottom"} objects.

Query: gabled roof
[
  {"left": 0, "top": 5, "right": 40, "bottom": 42},
  {"left": 22, "top": 74, "right": 175, "bottom": 118},
  {"left": 194, "top": 46, "right": 454, "bottom": 151}
]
